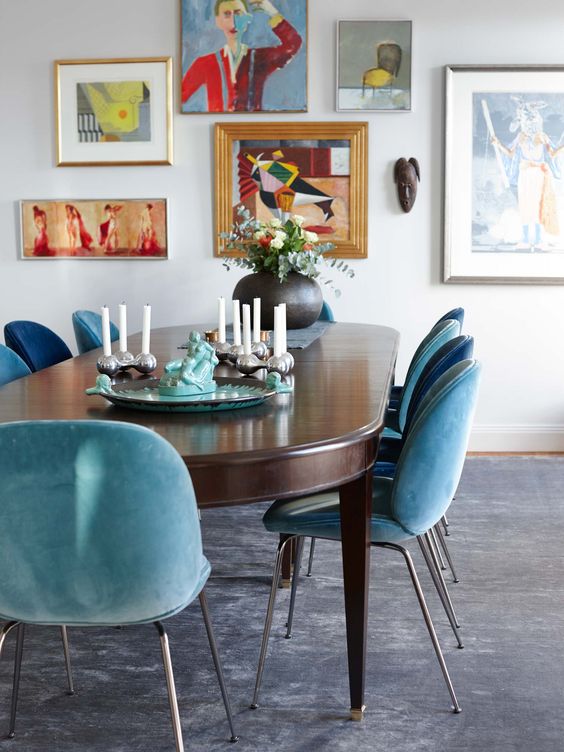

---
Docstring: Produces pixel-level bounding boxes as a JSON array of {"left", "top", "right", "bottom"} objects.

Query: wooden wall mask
[{"left": 394, "top": 157, "right": 420, "bottom": 213}]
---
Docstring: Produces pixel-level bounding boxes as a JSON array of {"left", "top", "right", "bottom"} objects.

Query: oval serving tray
[{"left": 97, "top": 377, "right": 277, "bottom": 413}]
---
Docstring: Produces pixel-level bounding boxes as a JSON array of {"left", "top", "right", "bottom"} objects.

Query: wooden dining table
[{"left": 0, "top": 321, "right": 399, "bottom": 720}]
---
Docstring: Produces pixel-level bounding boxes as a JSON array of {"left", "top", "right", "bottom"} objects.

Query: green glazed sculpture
[
  {"left": 85, "top": 374, "right": 114, "bottom": 395},
  {"left": 159, "top": 331, "right": 219, "bottom": 397}
]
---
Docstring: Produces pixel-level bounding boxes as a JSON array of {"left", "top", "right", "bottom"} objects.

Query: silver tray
[{"left": 96, "top": 377, "right": 277, "bottom": 413}]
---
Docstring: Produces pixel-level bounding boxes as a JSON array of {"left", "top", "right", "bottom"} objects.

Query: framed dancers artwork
[
  {"left": 55, "top": 58, "right": 173, "bottom": 166},
  {"left": 445, "top": 64, "right": 564, "bottom": 283},
  {"left": 214, "top": 121, "right": 368, "bottom": 258},
  {"left": 181, "top": 0, "right": 307, "bottom": 113},
  {"left": 20, "top": 199, "right": 168, "bottom": 259}
]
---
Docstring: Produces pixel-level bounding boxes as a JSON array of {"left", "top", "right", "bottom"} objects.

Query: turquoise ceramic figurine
[{"left": 159, "top": 331, "right": 218, "bottom": 397}]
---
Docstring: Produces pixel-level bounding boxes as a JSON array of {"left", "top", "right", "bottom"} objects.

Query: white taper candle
[
  {"left": 218, "top": 297, "right": 226, "bottom": 343},
  {"left": 253, "top": 297, "right": 261, "bottom": 342},
  {"left": 242, "top": 304, "right": 252, "bottom": 355},
  {"left": 141, "top": 304, "right": 151, "bottom": 354},
  {"left": 273, "top": 306, "right": 282, "bottom": 357},
  {"left": 279, "top": 303, "right": 287, "bottom": 354},
  {"left": 101, "top": 305, "right": 112, "bottom": 357},
  {"left": 118, "top": 302, "right": 127, "bottom": 352},
  {"left": 232, "top": 299, "right": 241, "bottom": 345}
]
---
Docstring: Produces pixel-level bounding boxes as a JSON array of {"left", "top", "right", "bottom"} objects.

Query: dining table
[{"left": 0, "top": 321, "right": 399, "bottom": 721}]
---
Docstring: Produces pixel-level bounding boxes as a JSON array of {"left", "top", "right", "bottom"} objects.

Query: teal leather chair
[
  {"left": 318, "top": 301, "right": 335, "bottom": 322},
  {"left": 0, "top": 421, "right": 237, "bottom": 748},
  {"left": 4, "top": 321, "right": 72, "bottom": 373},
  {"left": 0, "top": 344, "right": 31, "bottom": 386},
  {"left": 252, "top": 360, "right": 481, "bottom": 714},
  {"left": 72, "top": 310, "right": 120, "bottom": 355}
]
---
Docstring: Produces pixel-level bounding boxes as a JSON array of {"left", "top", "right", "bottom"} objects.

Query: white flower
[
  {"left": 304, "top": 230, "right": 319, "bottom": 243},
  {"left": 269, "top": 217, "right": 282, "bottom": 228},
  {"left": 254, "top": 230, "right": 266, "bottom": 240},
  {"left": 274, "top": 230, "right": 287, "bottom": 242},
  {"left": 270, "top": 236, "right": 285, "bottom": 249},
  {"left": 292, "top": 215, "right": 305, "bottom": 227}
]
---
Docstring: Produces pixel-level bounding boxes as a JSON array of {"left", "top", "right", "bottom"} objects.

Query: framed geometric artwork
[
  {"left": 445, "top": 65, "right": 564, "bottom": 283},
  {"left": 55, "top": 58, "right": 173, "bottom": 166},
  {"left": 20, "top": 199, "right": 168, "bottom": 259},
  {"left": 215, "top": 121, "right": 368, "bottom": 258},
  {"left": 337, "top": 20, "right": 412, "bottom": 112},
  {"left": 181, "top": 0, "right": 307, "bottom": 114}
]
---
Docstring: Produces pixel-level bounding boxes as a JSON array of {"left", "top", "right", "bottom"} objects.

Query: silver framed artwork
[
  {"left": 336, "top": 20, "right": 412, "bottom": 112},
  {"left": 445, "top": 64, "right": 564, "bottom": 283}
]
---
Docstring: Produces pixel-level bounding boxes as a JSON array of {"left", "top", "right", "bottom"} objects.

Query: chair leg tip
[
  {"left": 457, "top": 644, "right": 464, "bottom": 649},
  {"left": 453, "top": 706, "right": 462, "bottom": 714},
  {"left": 453, "top": 578, "right": 460, "bottom": 583},
  {"left": 66, "top": 690, "right": 75, "bottom": 696},
  {"left": 7, "top": 732, "right": 15, "bottom": 739},
  {"left": 250, "top": 703, "right": 258, "bottom": 710},
  {"left": 230, "top": 735, "right": 240, "bottom": 743},
  {"left": 284, "top": 634, "right": 292, "bottom": 639}
]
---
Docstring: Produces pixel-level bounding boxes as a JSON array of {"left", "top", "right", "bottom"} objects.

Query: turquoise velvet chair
[
  {"left": 389, "top": 307, "right": 465, "bottom": 406},
  {"left": 4, "top": 321, "right": 72, "bottom": 373},
  {"left": 0, "top": 421, "right": 237, "bottom": 748},
  {"left": 318, "top": 301, "right": 335, "bottom": 322},
  {"left": 72, "top": 310, "right": 120, "bottom": 355},
  {"left": 0, "top": 344, "right": 31, "bottom": 386},
  {"left": 252, "top": 360, "right": 481, "bottom": 714}
]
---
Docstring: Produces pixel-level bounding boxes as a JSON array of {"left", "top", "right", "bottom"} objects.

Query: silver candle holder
[{"left": 96, "top": 351, "right": 157, "bottom": 377}]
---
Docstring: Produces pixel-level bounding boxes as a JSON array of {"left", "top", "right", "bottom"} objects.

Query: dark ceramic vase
[{"left": 232, "top": 271, "right": 323, "bottom": 330}]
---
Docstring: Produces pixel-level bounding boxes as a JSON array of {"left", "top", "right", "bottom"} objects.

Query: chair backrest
[
  {"left": 377, "top": 42, "right": 402, "bottom": 76},
  {"left": 0, "top": 421, "right": 209, "bottom": 626},
  {"left": 403, "top": 335, "right": 474, "bottom": 438},
  {"left": 72, "top": 310, "right": 120, "bottom": 355},
  {"left": 397, "top": 319, "right": 461, "bottom": 432},
  {"left": 391, "top": 360, "right": 481, "bottom": 536},
  {"left": 0, "top": 344, "right": 31, "bottom": 386},
  {"left": 4, "top": 321, "right": 73, "bottom": 372},
  {"left": 318, "top": 301, "right": 335, "bottom": 322},
  {"left": 435, "top": 307, "right": 465, "bottom": 330}
]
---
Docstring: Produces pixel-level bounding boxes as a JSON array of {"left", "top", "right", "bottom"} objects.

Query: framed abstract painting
[
  {"left": 445, "top": 64, "right": 564, "bottom": 283},
  {"left": 20, "top": 199, "right": 168, "bottom": 259},
  {"left": 181, "top": 0, "right": 307, "bottom": 113},
  {"left": 215, "top": 121, "right": 368, "bottom": 258},
  {"left": 55, "top": 58, "right": 173, "bottom": 166},
  {"left": 337, "top": 20, "right": 412, "bottom": 112}
]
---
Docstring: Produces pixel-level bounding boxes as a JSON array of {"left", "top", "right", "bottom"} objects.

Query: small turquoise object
[
  {"left": 159, "top": 331, "right": 218, "bottom": 397},
  {"left": 265, "top": 372, "right": 293, "bottom": 393},
  {"left": 85, "top": 374, "right": 114, "bottom": 395}
]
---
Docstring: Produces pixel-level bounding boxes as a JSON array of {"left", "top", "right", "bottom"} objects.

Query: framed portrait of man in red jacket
[{"left": 181, "top": 0, "right": 307, "bottom": 113}]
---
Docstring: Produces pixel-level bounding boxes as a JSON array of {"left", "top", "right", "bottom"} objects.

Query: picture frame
[
  {"left": 20, "top": 199, "right": 168, "bottom": 259},
  {"left": 445, "top": 64, "right": 564, "bottom": 284},
  {"left": 336, "top": 20, "right": 412, "bottom": 112},
  {"left": 55, "top": 57, "right": 173, "bottom": 166},
  {"left": 180, "top": 0, "right": 308, "bottom": 114},
  {"left": 215, "top": 121, "right": 368, "bottom": 258}
]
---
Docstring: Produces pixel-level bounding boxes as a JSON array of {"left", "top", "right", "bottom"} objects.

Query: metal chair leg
[
  {"left": 251, "top": 535, "right": 295, "bottom": 709},
  {"left": 155, "top": 621, "right": 185, "bottom": 752},
  {"left": 434, "top": 524, "right": 459, "bottom": 583},
  {"left": 286, "top": 537, "right": 305, "bottom": 639},
  {"left": 198, "top": 591, "right": 239, "bottom": 743},
  {"left": 8, "top": 624, "right": 25, "bottom": 738},
  {"left": 429, "top": 526, "right": 447, "bottom": 571},
  {"left": 417, "top": 538, "right": 463, "bottom": 647},
  {"left": 424, "top": 532, "right": 461, "bottom": 628},
  {"left": 378, "top": 543, "right": 461, "bottom": 713},
  {"left": 306, "top": 537, "right": 316, "bottom": 577},
  {"left": 441, "top": 515, "right": 450, "bottom": 536},
  {"left": 60, "top": 626, "right": 75, "bottom": 695}
]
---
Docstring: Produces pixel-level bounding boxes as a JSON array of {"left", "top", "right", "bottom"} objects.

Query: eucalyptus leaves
[{"left": 221, "top": 207, "right": 354, "bottom": 293}]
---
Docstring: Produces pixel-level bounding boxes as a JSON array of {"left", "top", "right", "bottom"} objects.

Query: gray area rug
[{"left": 0, "top": 457, "right": 563, "bottom": 751}]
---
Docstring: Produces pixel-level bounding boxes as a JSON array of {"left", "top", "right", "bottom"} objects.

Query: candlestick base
[
  {"left": 115, "top": 350, "right": 135, "bottom": 369},
  {"left": 251, "top": 340, "right": 269, "bottom": 359},
  {"left": 96, "top": 351, "right": 157, "bottom": 377},
  {"left": 266, "top": 354, "right": 292, "bottom": 376},
  {"left": 214, "top": 341, "right": 232, "bottom": 361},
  {"left": 236, "top": 353, "right": 265, "bottom": 376},
  {"left": 227, "top": 344, "right": 245, "bottom": 363},
  {"left": 96, "top": 354, "right": 121, "bottom": 377}
]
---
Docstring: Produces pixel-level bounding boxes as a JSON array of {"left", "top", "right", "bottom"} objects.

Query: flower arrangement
[{"left": 221, "top": 207, "right": 354, "bottom": 293}]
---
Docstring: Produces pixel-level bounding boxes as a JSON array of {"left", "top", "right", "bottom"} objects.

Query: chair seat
[
  {"left": 263, "top": 478, "right": 412, "bottom": 544},
  {"left": 383, "top": 425, "right": 401, "bottom": 440}
]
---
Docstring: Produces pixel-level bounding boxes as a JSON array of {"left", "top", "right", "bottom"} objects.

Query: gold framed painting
[
  {"left": 55, "top": 57, "right": 173, "bottom": 166},
  {"left": 20, "top": 199, "right": 168, "bottom": 259},
  {"left": 215, "top": 121, "right": 368, "bottom": 258}
]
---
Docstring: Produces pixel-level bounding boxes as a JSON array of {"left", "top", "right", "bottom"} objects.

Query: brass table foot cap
[
  {"left": 350, "top": 705, "right": 366, "bottom": 721},
  {"left": 280, "top": 578, "right": 291, "bottom": 589}
]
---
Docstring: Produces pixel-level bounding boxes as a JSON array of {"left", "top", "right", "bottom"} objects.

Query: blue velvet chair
[
  {"left": 0, "top": 421, "right": 237, "bottom": 747},
  {"left": 252, "top": 360, "right": 481, "bottom": 714},
  {"left": 72, "top": 310, "right": 120, "bottom": 355},
  {"left": 4, "top": 321, "right": 72, "bottom": 372},
  {"left": 318, "top": 301, "right": 335, "bottom": 322},
  {"left": 0, "top": 344, "right": 31, "bottom": 386},
  {"left": 389, "top": 308, "right": 465, "bottom": 407}
]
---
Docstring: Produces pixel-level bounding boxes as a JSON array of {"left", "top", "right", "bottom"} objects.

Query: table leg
[{"left": 340, "top": 471, "right": 372, "bottom": 721}]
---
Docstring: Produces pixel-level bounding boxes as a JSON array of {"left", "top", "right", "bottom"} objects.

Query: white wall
[{"left": 2, "top": 0, "right": 564, "bottom": 450}]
